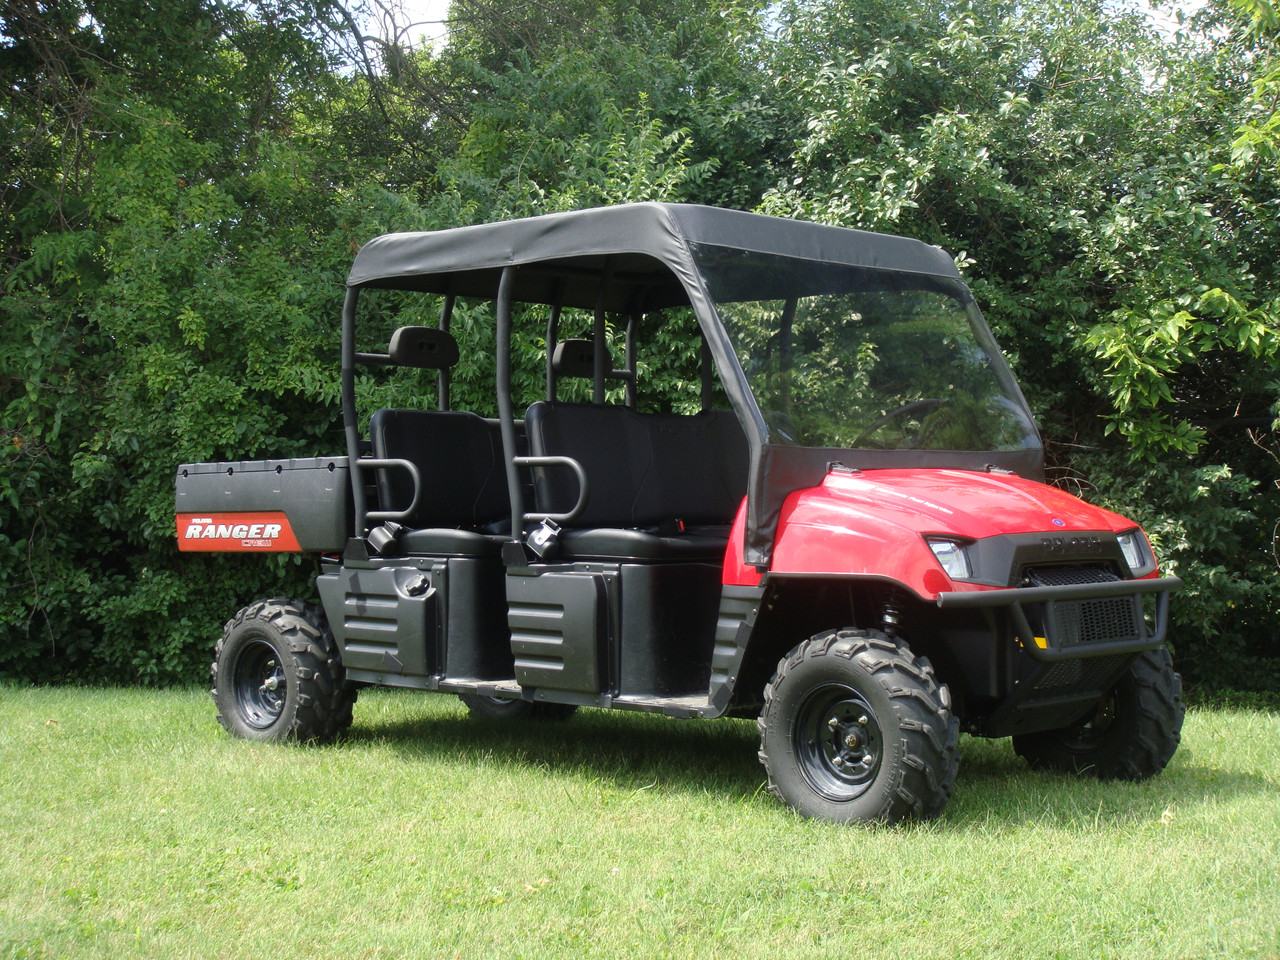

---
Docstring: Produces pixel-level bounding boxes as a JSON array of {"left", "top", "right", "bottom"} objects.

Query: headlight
[
  {"left": 1117, "top": 530, "right": 1151, "bottom": 574},
  {"left": 927, "top": 538, "right": 972, "bottom": 580}
]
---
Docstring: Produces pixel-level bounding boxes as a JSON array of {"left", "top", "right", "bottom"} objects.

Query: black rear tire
[
  {"left": 758, "top": 629, "right": 959, "bottom": 824},
  {"left": 212, "top": 598, "right": 356, "bottom": 743},
  {"left": 459, "top": 694, "right": 578, "bottom": 722},
  {"left": 1012, "top": 646, "right": 1184, "bottom": 780}
]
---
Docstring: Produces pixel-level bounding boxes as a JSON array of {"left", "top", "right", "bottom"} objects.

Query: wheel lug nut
[
  {"left": 858, "top": 715, "right": 869, "bottom": 725},
  {"left": 828, "top": 717, "right": 840, "bottom": 729},
  {"left": 862, "top": 754, "right": 874, "bottom": 765},
  {"left": 832, "top": 756, "right": 844, "bottom": 766}
]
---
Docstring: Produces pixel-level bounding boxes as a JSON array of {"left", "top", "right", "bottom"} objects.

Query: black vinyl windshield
[{"left": 694, "top": 245, "right": 1037, "bottom": 454}]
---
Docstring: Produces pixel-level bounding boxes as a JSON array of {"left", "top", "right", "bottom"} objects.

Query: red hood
[
  {"left": 738, "top": 468, "right": 1144, "bottom": 593},
  {"left": 809, "top": 468, "right": 1134, "bottom": 538}
]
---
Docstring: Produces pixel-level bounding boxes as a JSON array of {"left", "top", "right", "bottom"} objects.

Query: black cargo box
[{"left": 175, "top": 456, "right": 351, "bottom": 553}]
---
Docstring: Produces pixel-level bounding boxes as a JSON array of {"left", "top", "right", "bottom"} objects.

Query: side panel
[
  {"left": 317, "top": 564, "right": 437, "bottom": 677},
  {"left": 506, "top": 571, "right": 608, "bottom": 694},
  {"left": 618, "top": 563, "right": 721, "bottom": 698},
  {"left": 443, "top": 558, "right": 516, "bottom": 682}
]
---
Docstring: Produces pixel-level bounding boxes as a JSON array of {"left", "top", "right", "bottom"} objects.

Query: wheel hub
[
  {"left": 796, "top": 685, "right": 884, "bottom": 801},
  {"left": 233, "top": 641, "right": 287, "bottom": 729}
]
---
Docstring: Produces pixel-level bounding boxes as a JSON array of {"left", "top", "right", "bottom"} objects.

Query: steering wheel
[{"left": 852, "top": 398, "right": 950, "bottom": 449}]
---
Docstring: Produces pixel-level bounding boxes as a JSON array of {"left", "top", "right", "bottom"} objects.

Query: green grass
[{"left": 2, "top": 685, "right": 1277, "bottom": 960}]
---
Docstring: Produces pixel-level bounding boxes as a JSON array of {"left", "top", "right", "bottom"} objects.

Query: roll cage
[{"left": 339, "top": 202, "right": 1043, "bottom": 567}]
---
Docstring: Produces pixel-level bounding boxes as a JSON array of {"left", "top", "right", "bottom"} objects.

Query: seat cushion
[
  {"left": 555, "top": 528, "right": 729, "bottom": 562},
  {"left": 398, "top": 528, "right": 505, "bottom": 557}
]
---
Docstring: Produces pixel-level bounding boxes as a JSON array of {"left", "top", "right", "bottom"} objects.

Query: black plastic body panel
[
  {"left": 500, "top": 561, "right": 725, "bottom": 705},
  {"left": 506, "top": 569, "right": 609, "bottom": 693},
  {"left": 317, "top": 562, "right": 437, "bottom": 677},
  {"left": 444, "top": 558, "right": 515, "bottom": 681},
  {"left": 618, "top": 563, "right": 721, "bottom": 698}
]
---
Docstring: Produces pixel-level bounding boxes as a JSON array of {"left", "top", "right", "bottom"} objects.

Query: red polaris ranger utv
[{"left": 176, "top": 203, "right": 1183, "bottom": 824}]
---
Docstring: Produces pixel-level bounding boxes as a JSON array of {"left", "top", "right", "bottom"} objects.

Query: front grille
[
  {"left": 1053, "top": 596, "right": 1140, "bottom": 645},
  {"left": 1024, "top": 565, "right": 1119, "bottom": 587},
  {"left": 1031, "top": 654, "right": 1130, "bottom": 696},
  {"left": 1024, "top": 565, "right": 1140, "bottom": 647}
]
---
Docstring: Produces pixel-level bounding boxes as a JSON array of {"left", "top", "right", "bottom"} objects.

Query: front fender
[
  {"left": 721, "top": 491, "right": 950, "bottom": 597},
  {"left": 769, "top": 494, "right": 953, "bottom": 597}
]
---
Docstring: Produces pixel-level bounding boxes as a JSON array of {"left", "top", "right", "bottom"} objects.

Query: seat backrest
[
  {"left": 524, "top": 402, "right": 648, "bottom": 527},
  {"left": 524, "top": 402, "right": 748, "bottom": 529},
  {"left": 634, "top": 410, "right": 749, "bottom": 526},
  {"left": 369, "top": 409, "right": 509, "bottom": 529}
]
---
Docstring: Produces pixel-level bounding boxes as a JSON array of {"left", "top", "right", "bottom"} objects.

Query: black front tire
[
  {"left": 1012, "top": 646, "right": 1184, "bottom": 780},
  {"left": 758, "top": 629, "right": 960, "bottom": 824},
  {"left": 212, "top": 598, "right": 356, "bottom": 743},
  {"left": 458, "top": 694, "right": 578, "bottom": 722}
]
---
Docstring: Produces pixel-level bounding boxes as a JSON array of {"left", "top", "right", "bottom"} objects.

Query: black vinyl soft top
[{"left": 346, "top": 202, "right": 961, "bottom": 310}]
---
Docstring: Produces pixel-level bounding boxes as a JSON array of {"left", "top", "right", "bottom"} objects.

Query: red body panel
[
  {"left": 177, "top": 512, "right": 301, "bottom": 552},
  {"left": 723, "top": 469, "right": 1142, "bottom": 597}
]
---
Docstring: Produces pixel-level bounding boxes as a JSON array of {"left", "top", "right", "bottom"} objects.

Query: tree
[
  {"left": 764, "top": 0, "right": 1280, "bottom": 689},
  {"left": 4, "top": 0, "right": 1278, "bottom": 692},
  {"left": 1, "top": 0, "right": 364, "bottom": 682}
]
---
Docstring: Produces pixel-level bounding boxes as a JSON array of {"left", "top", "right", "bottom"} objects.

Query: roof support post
[
  {"left": 593, "top": 258, "right": 614, "bottom": 404},
  {"left": 545, "top": 299, "right": 562, "bottom": 402},
  {"left": 625, "top": 307, "right": 639, "bottom": 409},
  {"left": 340, "top": 286, "right": 367, "bottom": 535},
  {"left": 438, "top": 293, "right": 454, "bottom": 412},
  {"left": 495, "top": 266, "right": 526, "bottom": 538}
]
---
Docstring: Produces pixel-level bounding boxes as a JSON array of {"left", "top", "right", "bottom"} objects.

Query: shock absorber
[{"left": 881, "top": 594, "right": 902, "bottom": 639}]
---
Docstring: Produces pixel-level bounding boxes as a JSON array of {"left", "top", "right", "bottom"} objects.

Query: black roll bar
[
  {"left": 496, "top": 267, "right": 527, "bottom": 537},
  {"left": 340, "top": 287, "right": 367, "bottom": 535},
  {"left": 438, "top": 293, "right": 454, "bottom": 411},
  {"left": 593, "top": 258, "right": 614, "bottom": 404},
  {"left": 545, "top": 300, "right": 562, "bottom": 402}
]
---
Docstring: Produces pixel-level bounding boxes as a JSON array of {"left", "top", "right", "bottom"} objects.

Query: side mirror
[{"left": 388, "top": 326, "right": 459, "bottom": 369}]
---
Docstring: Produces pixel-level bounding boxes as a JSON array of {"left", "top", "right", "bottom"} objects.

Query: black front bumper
[
  {"left": 935, "top": 576, "right": 1182, "bottom": 736},
  {"left": 935, "top": 575, "right": 1181, "bottom": 663}
]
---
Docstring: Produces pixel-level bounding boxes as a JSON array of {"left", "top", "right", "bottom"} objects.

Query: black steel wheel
[
  {"left": 212, "top": 598, "right": 356, "bottom": 743},
  {"left": 792, "top": 682, "right": 885, "bottom": 802},
  {"left": 758, "top": 629, "right": 959, "bottom": 824},
  {"left": 459, "top": 694, "right": 578, "bottom": 722},
  {"left": 1013, "top": 647, "right": 1184, "bottom": 780},
  {"left": 230, "top": 637, "right": 288, "bottom": 730}
]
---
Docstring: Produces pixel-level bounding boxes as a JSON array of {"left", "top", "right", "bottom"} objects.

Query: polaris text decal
[{"left": 176, "top": 512, "right": 302, "bottom": 552}]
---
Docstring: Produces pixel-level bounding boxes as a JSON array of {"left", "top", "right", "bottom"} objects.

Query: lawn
[{"left": 1, "top": 684, "right": 1277, "bottom": 959}]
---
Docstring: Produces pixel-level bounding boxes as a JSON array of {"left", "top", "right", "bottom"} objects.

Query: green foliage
[
  {"left": 3, "top": 0, "right": 1280, "bottom": 691},
  {"left": 0, "top": 0, "right": 348, "bottom": 683},
  {"left": 1073, "top": 456, "right": 1280, "bottom": 694}
]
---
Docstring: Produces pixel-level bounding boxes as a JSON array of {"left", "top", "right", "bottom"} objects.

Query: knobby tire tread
[
  {"left": 758, "top": 628, "right": 960, "bottom": 824},
  {"left": 212, "top": 597, "right": 356, "bottom": 743}
]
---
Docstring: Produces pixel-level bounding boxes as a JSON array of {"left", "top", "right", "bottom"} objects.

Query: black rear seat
[
  {"left": 368, "top": 408, "right": 510, "bottom": 556},
  {"left": 524, "top": 401, "right": 748, "bottom": 561}
]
